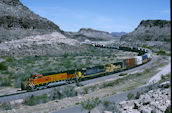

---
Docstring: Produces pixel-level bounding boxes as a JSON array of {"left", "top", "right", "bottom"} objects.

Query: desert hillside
[
  {"left": 0, "top": 0, "right": 62, "bottom": 43},
  {"left": 120, "top": 20, "right": 170, "bottom": 42}
]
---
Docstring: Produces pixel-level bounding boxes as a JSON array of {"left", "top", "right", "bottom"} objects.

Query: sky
[{"left": 20, "top": 0, "right": 170, "bottom": 33}]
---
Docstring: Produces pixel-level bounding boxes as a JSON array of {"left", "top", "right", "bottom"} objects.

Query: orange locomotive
[{"left": 21, "top": 70, "right": 82, "bottom": 91}]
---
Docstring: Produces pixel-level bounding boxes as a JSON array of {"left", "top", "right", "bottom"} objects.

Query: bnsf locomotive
[{"left": 21, "top": 45, "right": 152, "bottom": 91}]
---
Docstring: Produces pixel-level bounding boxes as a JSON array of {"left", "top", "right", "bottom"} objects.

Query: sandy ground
[
  {"left": 147, "top": 57, "right": 171, "bottom": 85},
  {"left": 0, "top": 87, "right": 20, "bottom": 96}
]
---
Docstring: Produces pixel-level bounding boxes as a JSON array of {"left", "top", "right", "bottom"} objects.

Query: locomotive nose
[{"left": 21, "top": 81, "right": 27, "bottom": 90}]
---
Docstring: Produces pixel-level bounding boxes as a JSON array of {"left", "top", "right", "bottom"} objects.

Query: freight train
[{"left": 21, "top": 45, "right": 152, "bottom": 91}]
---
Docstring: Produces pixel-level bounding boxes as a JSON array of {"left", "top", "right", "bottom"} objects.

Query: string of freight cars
[{"left": 21, "top": 44, "right": 152, "bottom": 91}]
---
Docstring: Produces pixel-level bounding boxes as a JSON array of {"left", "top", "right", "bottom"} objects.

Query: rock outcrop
[
  {"left": 0, "top": 0, "right": 62, "bottom": 42},
  {"left": 118, "top": 81, "right": 171, "bottom": 113},
  {"left": 1, "top": 0, "right": 21, "bottom": 5},
  {"left": 120, "top": 20, "right": 170, "bottom": 42},
  {"left": 65, "top": 28, "right": 115, "bottom": 42}
]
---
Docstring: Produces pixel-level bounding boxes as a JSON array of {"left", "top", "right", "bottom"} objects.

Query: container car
[
  {"left": 128, "top": 58, "right": 136, "bottom": 68},
  {"left": 142, "top": 54, "right": 148, "bottom": 60},
  {"left": 135, "top": 56, "right": 142, "bottom": 65}
]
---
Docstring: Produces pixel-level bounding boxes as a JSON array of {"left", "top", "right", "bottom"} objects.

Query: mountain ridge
[{"left": 120, "top": 20, "right": 170, "bottom": 42}]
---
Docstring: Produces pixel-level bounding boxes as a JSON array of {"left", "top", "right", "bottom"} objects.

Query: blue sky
[{"left": 20, "top": 0, "right": 170, "bottom": 33}]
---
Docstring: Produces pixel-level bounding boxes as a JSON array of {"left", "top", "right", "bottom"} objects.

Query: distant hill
[
  {"left": 120, "top": 20, "right": 170, "bottom": 42},
  {"left": 0, "top": 0, "right": 62, "bottom": 42},
  {"left": 111, "top": 32, "right": 127, "bottom": 37},
  {"left": 64, "top": 28, "right": 115, "bottom": 42}
]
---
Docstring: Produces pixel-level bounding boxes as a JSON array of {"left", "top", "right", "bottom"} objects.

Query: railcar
[
  {"left": 81, "top": 66, "right": 106, "bottom": 78},
  {"left": 119, "top": 46, "right": 131, "bottom": 51},
  {"left": 134, "top": 56, "right": 143, "bottom": 65},
  {"left": 142, "top": 54, "right": 148, "bottom": 63}
]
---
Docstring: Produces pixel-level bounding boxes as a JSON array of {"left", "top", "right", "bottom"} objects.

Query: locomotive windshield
[{"left": 31, "top": 75, "right": 36, "bottom": 79}]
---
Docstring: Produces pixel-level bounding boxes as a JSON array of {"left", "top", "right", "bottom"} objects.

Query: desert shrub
[
  {"left": 81, "top": 97, "right": 101, "bottom": 111},
  {"left": 127, "top": 93, "right": 135, "bottom": 100},
  {"left": 62, "top": 53, "right": 69, "bottom": 58},
  {"left": 164, "top": 38, "right": 171, "bottom": 42},
  {"left": 0, "top": 78, "right": 11, "bottom": 86},
  {"left": 0, "top": 62, "right": 8, "bottom": 70},
  {"left": 83, "top": 87, "right": 89, "bottom": 94},
  {"left": 142, "top": 44, "right": 152, "bottom": 50},
  {"left": 63, "top": 86, "right": 77, "bottom": 97},
  {"left": 103, "top": 101, "right": 116, "bottom": 111},
  {"left": 161, "top": 74, "right": 166, "bottom": 81},
  {"left": 50, "top": 86, "right": 77, "bottom": 100},
  {"left": 119, "top": 73, "right": 127, "bottom": 76},
  {"left": 147, "top": 85, "right": 153, "bottom": 90},
  {"left": 6, "top": 57, "right": 13, "bottom": 62},
  {"left": 103, "top": 100, "right": 110, "bottom": 108},
  {"left": 135, "top": 91, "right": 141, "bottom": 99},
  {"left": 133, "top": 103, "right": 139, "bottom": 109},
  {"left": 0, "top": 102, "right": 12, "bottom": 110},
  {"left": 24, "top": 94, "right": 48, "bottom": 106},
  {"left": 51, "top": 89, "right": 63, "bottom": 100},
  {"left": 165, "top": 105, "right": 171, "bottom": 113},
  {"left": 157, "top": 50, "right": 166, "bottom": 55}
]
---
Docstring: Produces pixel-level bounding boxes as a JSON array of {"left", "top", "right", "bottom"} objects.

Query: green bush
[
  {"left": 0, "top": 102, "right": 12, "bottom": 110},
  {"left": 6, "top": 57, "right": 13, "bottom": 62},
  {"left": 0, "top": 78, "right": 11, "bottom": 86},
  {"left": 0, "top": 62, "right": 8, "bottom": 70},
  {"left": 165, "top": 105, "right": 171, "bottom": 113},
  {"left": 103, "top": 100, "right": 110, "bottom": 108},
  {"left": 103, "top": 100, "right": 116, "bottom": 111},
  {"left": 133, "top": 103, "right": 139, "bottom": 109},
  {"left": 51, "top": 86, "right": 77, "bottom": 100},
  {"left": 142, "top": 44, "right": 152, "bottom": 50},
  {"left": 63, "top": 86, "right": 77, "bottom": 97},
  {"left": 81, "top": 97, "right": 101, "bottom": 111},
  {"left": 157, "top": 50, "right": 166, "bottom": 55},
  {"left": 24, "top": 94, "right": 48, "bottom": 106},
  {"left": 135, "top": 91, "right": 141, "bottom": 99},
  {"left": 127, "top": 93, "right": 135, "bottom": 100},
  {"left": 119, "top": 73, "right": 127, "bottom": 76},
  {"left": 51, "top": 89, "right": 63, "bottom": 100}
]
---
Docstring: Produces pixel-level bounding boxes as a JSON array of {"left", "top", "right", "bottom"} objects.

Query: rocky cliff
[
  {"left": 120, "top": 20, "right": 170, "bottom": 42},
  {"left": 0, "top": 0, "right": 62, "bottom": 42},
  {"left": 65, "top": 28, "right": 115, "bottom": 41}
]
